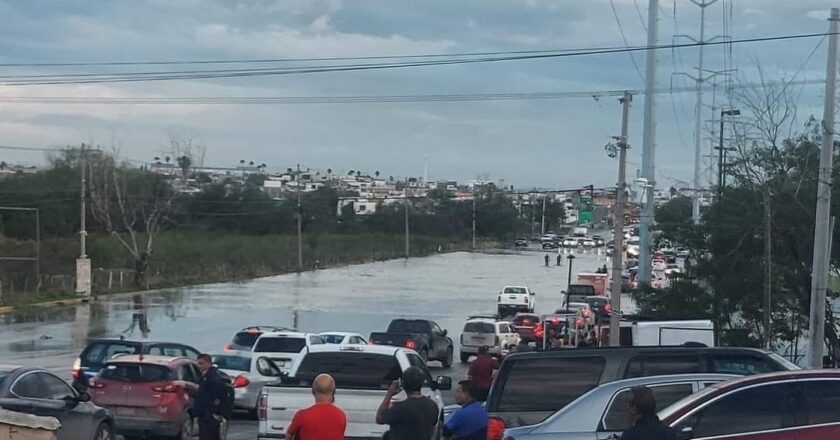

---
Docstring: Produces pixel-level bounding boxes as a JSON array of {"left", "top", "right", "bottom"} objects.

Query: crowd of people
[{"left": 275, "top": 343, "right": 675, "bottom": 440}]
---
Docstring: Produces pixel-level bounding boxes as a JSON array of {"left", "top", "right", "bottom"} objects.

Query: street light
[
  {"left": 566, "top": 254, "right": 576, "bottom": 314},
  {"left": 717, "top": 109, "right": 740, "bottom": 196}
]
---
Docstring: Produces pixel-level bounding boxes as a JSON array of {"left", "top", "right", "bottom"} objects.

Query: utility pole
[
  {"left": 540, "top": 195, "right": 547, "bottom": 235},
  {"left": 674, "top": 0, "right": 724, "bottom": 224},
  {"left": 807, "top": 7, "right": 839, "bottom": 369},
  {"left": 763, "top": 189, "right": 772, "bottom": 349},
  {"left": 404, "top": 192, "right": 410, "bottom": 259},
  {"left": 610, "top": 92, "right": 632, "bottom": 346},
  {"left": 638, "top": 0, "right": 659, "bottom": 285},
  {"left": 76, "top": 144, "right": 91, "bottom": 296},
  {"left": 296, "top": 163, "right": 303, "bottom": 273},
  {"left": 472, "top": 193, "right": 477, "bottom": 249}
]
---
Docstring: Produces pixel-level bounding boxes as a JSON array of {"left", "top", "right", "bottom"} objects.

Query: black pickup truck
[{"left": 369, "top": 319, "right": 454, "bottom": 367}]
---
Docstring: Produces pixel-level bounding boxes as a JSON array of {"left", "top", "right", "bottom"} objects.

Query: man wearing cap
[{"left": 376, "top": 366, "right": 439, "bottom": 440}]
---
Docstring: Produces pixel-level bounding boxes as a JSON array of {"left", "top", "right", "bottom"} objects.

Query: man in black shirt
[
  {"left": 376, "top": 367, "right": 439, "bottom": 440},
  {"left": 620, "top": 386, "right": 677, "bottom": 440},
  {"left": 179, "top": 354, "right": 227, "bottom": 440}
]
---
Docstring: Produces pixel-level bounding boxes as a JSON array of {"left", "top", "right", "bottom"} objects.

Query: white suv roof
[
  {"left": 257, "top": 331, "right": 312, "bottom": 339},
  {"left": 464, "top": 316, "right": 505, "bottom": 324},
  {"left": 305, "top": 344, "right": 408, "bottom": 356}
]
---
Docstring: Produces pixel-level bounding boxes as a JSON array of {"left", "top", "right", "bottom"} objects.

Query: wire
[
  {"left": 633, "top": 0, "right": 648, "bottom": 31},
  {"left": 608, "top": 0, "right": 645, "bottom": 82},
  {"left": 0, "top": 31, "right": 833, "bottom": 86},
  {"left": 0, "top": 78, "right": 828, "bottom": 105}
]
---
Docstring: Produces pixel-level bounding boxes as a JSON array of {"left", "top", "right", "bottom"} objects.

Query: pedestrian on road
[
  {"left": 556, "top": 254, "right": 562, "bottom": 266},
  {"left": 468, "top": 346, "right": 498, "bottom": 401},
  {"left": 544, "top": 254, "right": 550, "bottom": 266},
  {"left": 287, "top": 373, "right": 346, "bottom": 440},
  {"left": 443, "top": 380, "right": 487, "bottom": 440},
  {"left": 178, "top": 354, "right": 227, "bottom": 440},
  {"left": 376, "top": 367, "right": 439, "bottom": 440},
  {"left": 617, "top": 386, "right": 677, "bottom": 440}
]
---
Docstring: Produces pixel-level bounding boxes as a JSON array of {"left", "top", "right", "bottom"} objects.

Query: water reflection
[{"left": 121, "top": 294, "right": 150, "bottom": 338}]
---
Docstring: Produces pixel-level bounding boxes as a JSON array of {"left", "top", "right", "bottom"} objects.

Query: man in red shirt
[
  {"left": 287, "top": 373, "right": 346, "bottom": 440},
  {"left": 468, "top": 346, "right": 498, "bottom": 401}
]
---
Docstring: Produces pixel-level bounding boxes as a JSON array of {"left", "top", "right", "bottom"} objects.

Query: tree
[
  {"left": 375, "top": 170, "right": 380, "bottom": 178},
  {"left": 348, "top": 170, "right": 355, "bottom": 176},
  {"left": 326, "top": 168, "right": 332, "bottom": 175},
  {"left": 87, "top": 154, "right": 177, "bottom": 288},
  {"left": 176, "top": 155, "right": 191, "bottom": 183}
]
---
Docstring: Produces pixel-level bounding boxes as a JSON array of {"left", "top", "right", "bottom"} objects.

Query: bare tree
[{"left": 88, "top": 154, "right": 177, "bottom": 288}]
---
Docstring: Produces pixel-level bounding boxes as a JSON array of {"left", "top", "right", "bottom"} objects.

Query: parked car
[
  {"left": 369, "top": 319, "right": 454, "bottom": 366},
  {"left": 212, "top": 352, "right": 283, "bottom": 417},
  {"left": 484, "top": 346, "right": 799, "bottom": 433},
  {"left": 676, "top": 247, "right": 691, "bottom": 258},
  {"left": 497, "top": 285, "right": 536, "bottom": 317},
  {"left": 318, "top": 332, "right": 368, "bottom": 345},
  {"left": 0, "top": 366, "right": 114, "bottom": 440},
  {"left": 514, "top": 238, "right": 529, "bottom": 247},
  {"left": 660, "top": 370, "right": 840, "bottom": 440},
  {"left": 562, "top": 237, "right": 577, "bottom": 247},
  {"left": 258, "top": 345, "right": 452, "bottom": 440},
  {"left": 71, "top": 338, "right": 200, "bottom": 391},
  {"left": 511, "top": 313, "right": 542, "bottom": 343},
  {"left": 541, "top": 242, "right": 558, "bottom": 250},
  {"left": 652, "top": 259, "right": 668, "bottom": 271},
  {"left": 225, "top": 325, "right": 294, "bottom": 351},
  {"left": 89, "top": 355, "right": 197, "bottom": 439},
  {"left": 592, "top": 235, "right": 605, "bottom": 247},
  {"left": 563, "top": 284, "right": 596, "bottom": 304},
  {"left": 664, "top": 263, "right": 683, "bottom": 276},
  {"left": 500, "top": 374, "right": 738, "bottom": 440},
  {"left": 583, "top": 295, "right": 612, "bottom": 322},
  {"left": 459, "top": 316, "right": 521, "bottom": 363},
  {"left": 252, "top": 331, "right": 325, "bottom": 374}
]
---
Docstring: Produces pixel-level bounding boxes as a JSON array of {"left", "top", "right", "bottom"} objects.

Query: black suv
[
  {"left": 71, "top": 338, "right": 200, "bottom": 391},
  {"left": 485, "top": 346, "right": 798, "bottom": 429}
]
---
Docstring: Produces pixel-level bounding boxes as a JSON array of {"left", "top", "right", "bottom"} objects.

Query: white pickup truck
[{"left": 257, "top": 344, "right": 452, "bottom": 439}]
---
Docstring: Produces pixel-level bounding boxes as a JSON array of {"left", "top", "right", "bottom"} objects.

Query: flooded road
[{"left": 0, "top": 248, "right": 631, "bottom": 375}]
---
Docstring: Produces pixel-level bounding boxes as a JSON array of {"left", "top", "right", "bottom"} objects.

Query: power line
[
  {"left": 0, "top": 78, "right": 828, "bottom": 105},
  {"left": 608, "top": 0, "right": 646, "bottom": 81},
  {"left": 0, "top": 31, "right": 833, "bottom": 86}
]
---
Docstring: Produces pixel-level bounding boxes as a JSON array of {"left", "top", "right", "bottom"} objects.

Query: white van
[
  {"left": 251, "top": 332, "right": 325, "bottom": 374},
  {"left": 459, "top": 317, "right": 520, "bottom": 363}
]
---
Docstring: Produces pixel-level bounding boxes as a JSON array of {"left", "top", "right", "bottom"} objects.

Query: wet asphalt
[{"left": 0, "top": 246, "right": 632, "bottom": 439}]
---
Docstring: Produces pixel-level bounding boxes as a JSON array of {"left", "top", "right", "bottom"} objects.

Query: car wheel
[
  {"left": 459, "top": 351, "right": 470, "bottom": 363},
  {"left": 442, "top": 347, "right": 453, "bottom": 368},
  {"left": 420, "top": 348, "right": 429, "bottom": 363},
  {"left": 93, "top": 422, "right": 115, "bottom": 440}
]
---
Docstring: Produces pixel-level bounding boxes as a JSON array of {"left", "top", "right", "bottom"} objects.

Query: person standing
[
  {"left": 619, "top": 386, "right": 677, "bottom": 440},
  {"left": 468, "top": 346, "right": 498, "bottom": 401},
  {"left": 544, "top": 254, "right": 550, "bottom": 266},
  {"left": 178, "top": 354, "right": 227, "bottom": 440},
  {"left": 375, "top": 367, "right": 439, "bottom": 440},
  {"left": 443, "top": 381, "right": 487, "bottom": 440},
  {"left": 287, "top": 374, "right": 346, "bottom": 440}
]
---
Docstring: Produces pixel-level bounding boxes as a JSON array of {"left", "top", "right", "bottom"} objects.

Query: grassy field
[{"left": 0, "top": 232, "right": 465, "bottom": 306}]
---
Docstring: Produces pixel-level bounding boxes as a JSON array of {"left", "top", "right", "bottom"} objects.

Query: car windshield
[
  {"left": 100, "top": 363, "right": 172, "bottom": 382},
  {"left": 464, "top": 322, "right": 495, "bottom": 333},
  {"left": 82, "top": 342, "right": 142, "bottom": 367},
  {"left": 232, "top": 332, "right": 262, "bottom": 348},
  {"left": 503, "top": 287, "right": 527, "bottom": 294},
  {"left": 321, "top": 334, "right": 347, "bottom": 344},
  {"left": 294, "top": 352, "right": 402, "bottom": 389},
  {"left": 513, "top": 315, "right": 540, "bottom": 325},
  {"left": 253, "top": 337, "right": 307, "bottom": 353},
  {"left": 213, "top": 355, "right": 251, "bottom": 371},
  {"left": 567, "top": 285, "right": 595, "bottom": 295}
]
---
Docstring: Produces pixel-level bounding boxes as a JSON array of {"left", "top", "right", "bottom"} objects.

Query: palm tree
[
  {"left": 165, "top": 155, "right": 171, "bottom": 164},
  {"left": 356, "top": 170, "right": 362, "bottom": 177},
  {"left": 348, "top": 170, "right": 355, "bottom": 176},
  {"left": 240, "top": 159, "right": 246, "bottom": 166},
  {"left": 375, "top": 170, "right": 380, "bottom": 178},
  {"left": 153, "top": 156, "right": 161, "bottom": 164},
  {"left": 287, "top": 167, "right": 293, "bottom": 174},
  {"left": 260, "top": 163, "right": 267, "bottom": 168},
  {"left": 326, "top": 168, "right": 332, "bottom": 175},
  {"left": 389, "top": 176, "right": 395, "bottom": 182}
]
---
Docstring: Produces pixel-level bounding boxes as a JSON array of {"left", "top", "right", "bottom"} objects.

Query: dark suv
[
  {"left": 71, "top": 338, "right": 200, "bottom": 391},
  {"left": 485, "top": 346, "right": 799, "bottom": 430}
]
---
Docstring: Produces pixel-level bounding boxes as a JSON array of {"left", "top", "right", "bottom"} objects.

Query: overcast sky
[{"left": 0, "top": 0, "right": 834, "bottom": 189}]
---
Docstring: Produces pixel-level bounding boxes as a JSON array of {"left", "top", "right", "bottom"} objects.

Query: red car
[
  {"left": 660, "top": 369, "right": 840, "bottom": 439},
  {"left": 88, "top": 355, "right": 198, "bottom": 439},
  {"left": 511, "top": 314, "right": 541, "bottom": 342}
]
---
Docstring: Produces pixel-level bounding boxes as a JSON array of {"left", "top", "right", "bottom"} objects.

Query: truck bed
[{"left": 369, "top": 332, "right": 417, "bottom": 348}]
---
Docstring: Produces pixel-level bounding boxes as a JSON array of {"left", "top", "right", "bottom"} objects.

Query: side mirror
[
  {"left": 435, "top": 376, "right": 452, "bottom": 391},
  {"left": 677, "top": 426, "right": 694, "bottom": 440},
  {"left": 442, "top": 329, "right": 448, "bottom": 337},
  {"left": 77, "top": 390, "right": 92, "bottom": 403},
  {"left": 560, "top": 290, "right": 566, "bottom": 294},
  {"left": 530, "top": 291, "right": 535, "bottom": 295}
]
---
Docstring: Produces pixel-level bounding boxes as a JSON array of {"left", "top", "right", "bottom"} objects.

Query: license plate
[
  {"left": 116, "top": 407, "right": 136, "bottom": 416},
  {"left": 471, "top": 336, "right": 485, "bottom": 340},
  {"left": 509, "top": 296, "right": 517, "bottom": 299}
]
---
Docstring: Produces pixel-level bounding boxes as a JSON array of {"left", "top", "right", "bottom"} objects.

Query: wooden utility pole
[{"left": 763, "top": 189, "right": 772, "bottom": 349}]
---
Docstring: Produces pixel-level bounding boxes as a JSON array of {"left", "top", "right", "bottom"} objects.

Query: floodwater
[{"left": 0, "top": 248, "right": 633, "bottom": 375}]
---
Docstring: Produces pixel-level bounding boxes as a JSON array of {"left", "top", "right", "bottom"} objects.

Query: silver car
[
  {"left": 211, "top": 352, "right": 283, "bottom": 416},
  {"left": 502, "top": 374, "right": 737, "bottom": 440}
]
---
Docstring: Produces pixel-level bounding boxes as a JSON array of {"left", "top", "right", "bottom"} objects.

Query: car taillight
[
  {"left": 494, "top": 336, "right": 500, "bottom": 346},
  {"left": 233, "top": 375, "right": 250, "bottom": 388},
  {"left": 152, "top": 384, "right": 179, "bottom": 393},
  {"left": 460, "top": 334, "right": 464, "bottom": 344},
  {"left": 604, "top": 304, "right": 613, "bottom": 314},
  {"left": 71, "top": 358, "right": 81, "bottom": 378},
  {"left": 487, "top": 417, "right": 506, "bottom": 440},
  {"left": 576, "top": 318, "right": 585, "bottom": 328},
  {"left": 223, "top": 343, "right": 233, "bottom": 350},
  {"left": 405, "top": 340, "right": 416, "bottom": 350},
  {"left": 583, "top": 310, "right": 592, "bottom": 318},
  {"left": 523, "top": 297, "right": 528, "bottom": 303},
  {"left": 533, "top": 324, "right": 544, "bottom": 339},
  {"left": 258, "top": 394, "right": 268, "bottom": 420}
]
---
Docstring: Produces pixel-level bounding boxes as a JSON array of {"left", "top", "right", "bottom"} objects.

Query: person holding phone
[
  {"left": 286, "top": 373, "right": 346, "bottom": 440},
  {"left": 376, "top": 367, "right": 439, "bottom": 440}
]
